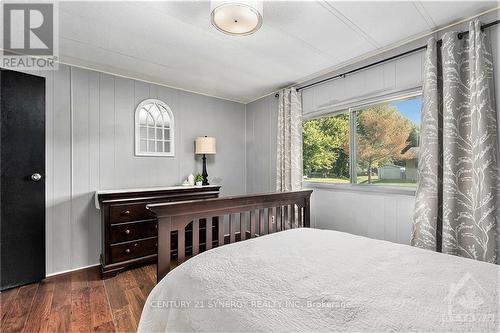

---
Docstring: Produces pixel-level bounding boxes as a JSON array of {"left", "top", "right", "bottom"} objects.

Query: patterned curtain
[
  {"left": 411, "top": 20, "right": 499, "bottom": 263},
  {"left": 276, "top": 88, "right": 303, "bottom": 192}
]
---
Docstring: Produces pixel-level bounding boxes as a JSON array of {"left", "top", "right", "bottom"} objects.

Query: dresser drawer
[
  {"left": 110, "top": 221, "right": 157, "bottom": 244},
  {"left": 110, "top": 238, "right": 157, "bottom": 263},
  {"left": 109, "top": 203, "right": 156, "bottom": 224}
]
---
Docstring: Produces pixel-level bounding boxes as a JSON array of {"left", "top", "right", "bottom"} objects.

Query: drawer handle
[
  {"left": 134, "top": 243, "right": 138, "bottom": 247},
  {"left": 125, "top": 248, "right": 131, "bottom": 254},
  {"left": 124, "top": 229, "right": 130, "bottom": 235},
  {"left": 123, "top": 210, "right": 131, "bottom": 215}
]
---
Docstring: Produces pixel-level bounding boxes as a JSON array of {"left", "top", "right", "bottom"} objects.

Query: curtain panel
[
  {"left": 412, "top": 20, "right": 499, "bottom": 263},
  {"left": 276, "top": 88, "right": 303, "bottom": 192}
]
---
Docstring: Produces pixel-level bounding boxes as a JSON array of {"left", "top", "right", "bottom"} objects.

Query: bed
[{"left": 138, "top": 191, "right": 499, "bottom": 332}]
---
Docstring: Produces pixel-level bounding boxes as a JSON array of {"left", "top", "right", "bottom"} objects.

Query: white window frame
[
  {"left": 134, "top": 98, "right": 175, "bottom": 157},
  {"left": 303, "top": 88, "right": 422, "bottom": 195}
]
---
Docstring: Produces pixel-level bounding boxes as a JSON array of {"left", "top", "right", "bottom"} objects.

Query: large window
[{"left": 303, "top": 94, "right": 421, "bottom": 187}]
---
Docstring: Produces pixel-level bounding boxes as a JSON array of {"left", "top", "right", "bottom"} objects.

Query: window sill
[{"left": 303, "top": 182, "right": 416, "bottom": 196}]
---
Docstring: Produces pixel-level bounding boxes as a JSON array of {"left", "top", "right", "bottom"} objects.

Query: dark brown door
[{"left": 0, "top": 69, "right": 45, "bottom": 290}]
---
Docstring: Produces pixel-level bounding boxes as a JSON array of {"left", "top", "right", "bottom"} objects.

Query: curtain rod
[{"left": 281, "top": 19, "right": 500, "bottom": 95}]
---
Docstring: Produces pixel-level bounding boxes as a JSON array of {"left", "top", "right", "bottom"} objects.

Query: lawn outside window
[{"left": 303, "top": 91, "right": 422, "bottom": 194}]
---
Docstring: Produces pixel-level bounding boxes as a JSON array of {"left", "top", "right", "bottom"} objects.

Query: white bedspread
[{"left": 138, "top": 228, "right": 499, "bottom": 332}]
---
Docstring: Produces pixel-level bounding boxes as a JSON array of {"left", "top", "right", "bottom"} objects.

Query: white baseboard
[{"left": 46, "top": 263, "right": 100, "bottom": 278}]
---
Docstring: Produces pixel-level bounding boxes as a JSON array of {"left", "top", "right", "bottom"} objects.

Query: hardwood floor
[{"left": 0, "top": 265, "right": 157, "bottom": 333}]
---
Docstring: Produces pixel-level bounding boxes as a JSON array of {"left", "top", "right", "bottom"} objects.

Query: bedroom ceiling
[{"left": 58, "top": 1, "right": 498, "bottom": 103}]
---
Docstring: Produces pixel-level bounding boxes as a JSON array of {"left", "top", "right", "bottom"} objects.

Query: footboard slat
[
  {"left": 298, "top": 206, "right": 303, "bottom": 228},
  {"left": 149, "top": 190, "right": 313, "bottom": 282},
  {"left": 218, "top": 216, "right": 224, "bottom": 246},
  {"left": 276, "top": 207, "right": 282, "bottom": 231},
  {"left": 206, "top": 219, "right": 212, "bottom": 250},
  {"left": 284, "top": 205, "right": 289, "bottom": 230},
  {"left": 229, "top": 214, "right": 235, "bottom": 244},
  {"left": 258, "top": 209, "right": 264, "bottom": 236},
  {"left": 177, "top": 218, "right": 186, "bottom": 264},
  {"left": 240, "top": 212, "right": 246, "bottom": 241},
  {"left": 250, "top": 210, "right": 256, "bottom": 238},
  {"left": 192, "top": 219, "right": 199, "bottom": 256}
]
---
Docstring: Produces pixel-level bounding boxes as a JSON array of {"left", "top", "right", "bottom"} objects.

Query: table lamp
[{"left": 195, "top": 136, "right": 216, "bottom": 185}]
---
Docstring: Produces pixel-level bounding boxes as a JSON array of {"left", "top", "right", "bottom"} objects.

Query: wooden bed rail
[{"left": 147, "top": 190, "right": 313, "bottom": 281}]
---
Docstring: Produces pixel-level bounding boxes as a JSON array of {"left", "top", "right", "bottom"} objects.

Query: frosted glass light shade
[
  {"left": 195, "top": 136, "right": 216, "bottom": 155},
  {"left": 210, "top": 1, "right": 263, "bottom": 36}
]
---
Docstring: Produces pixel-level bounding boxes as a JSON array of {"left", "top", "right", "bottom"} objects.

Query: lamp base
[{"left": 202, "top": 154, "right": 209, "bottom": 186}]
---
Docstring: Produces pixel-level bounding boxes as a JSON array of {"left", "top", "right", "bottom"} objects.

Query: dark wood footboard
[{"left": 147, "top": 190, "right": 313, "bottom": 282}]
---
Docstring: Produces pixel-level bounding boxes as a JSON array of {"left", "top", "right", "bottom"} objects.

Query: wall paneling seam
[
  {"left": 87, "top": 72, "right": 91, "bottom": 264},
  {"left": 98, "top": 75, "right": 101, "bottom": 190},
  {"left": 113, "top": 78, "right": 116, "bottom": 187},
  {"left": 69, "top": 67, "right": 74, "bottom": 267},
  {"left": 244, "top": 104, "right": 247, "bottom": 195},
  {"left": 269, "top": 98, "right": 273, "bottom": 193}
]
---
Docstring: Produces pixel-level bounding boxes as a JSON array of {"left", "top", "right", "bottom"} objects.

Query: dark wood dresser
[{"left": 96, "top": 185, "right": 221, "bottom": 278}]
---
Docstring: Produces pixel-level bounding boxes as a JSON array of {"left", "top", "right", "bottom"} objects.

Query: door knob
[{"left": 31, "top": 173, "right": 42, "bottom": 181}]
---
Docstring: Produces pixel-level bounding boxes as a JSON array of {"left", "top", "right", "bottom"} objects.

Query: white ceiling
[{"left": 58, "top": 1, "right": 499, "bottom": 103}]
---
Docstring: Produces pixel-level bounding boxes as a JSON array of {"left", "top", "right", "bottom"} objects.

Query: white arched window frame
[{"left": 135, "top": 99, "right": 175, "bottom": 157}]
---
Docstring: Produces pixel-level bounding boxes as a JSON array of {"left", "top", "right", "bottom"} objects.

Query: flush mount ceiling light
[{"left": 210, "top": 1, "right": 263, "bottom": 36}]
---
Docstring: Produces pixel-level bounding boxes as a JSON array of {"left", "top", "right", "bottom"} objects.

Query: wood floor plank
[
  {"left": 47, "top": 273, "right": 74, "bottom": 333},
  {"left": 144, "top": 265, "right": 157, "bottom": 286},
  {"left": 22, "top": 280, "right": 55, "bottom": 333},
  {"left": 103, "top": 275, "right": 128, "bottom": 311},
  {"left": 1, "top": 283, "right": 39, "bottom": 333},
  {"left": 124, "top": 287, "right": 145, "bottom": 330},
  {"left": 71, "top": 268, "right": 90, "bottom": 291},
  {"left": 111, "top": 306, "right": 136, "bottom": 333},
  {"left": 8, "top": 265, "right": 158, "bottom": 333},
  {"left": 132, "top": 266, "right": 155, "bottom": 299},
  {"left": 47, "top": 304, "right": 71, "bottom": 333},
  {"left": 69, "top": 286, "right": 92, "bottom": 332},
  {"left": 93, "top": 320, "right": 116, "bottom": 332},
  {"left": 87, "top": 270, "right": 114, "bottom": 331},
  {"left": 49, "top": 273, "right": 72, "bottom": 309},
  {"left": 117, "top": 270, "right": 136, "bottom": 292},
  {"left": 1, "top": 287, "right": 20, "bottom": 324}
]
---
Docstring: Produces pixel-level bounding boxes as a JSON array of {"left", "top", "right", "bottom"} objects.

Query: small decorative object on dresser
[
  {"left": 95, "top": 185, "right": 221, "bottom": 278},
  {"left": 187, "top": 173, "right": 195, "bottom": 186},
  {"left": 195, "top": 174, "right": 203, "bottom": 186},
  {"left": 195, "top": 136, "right": 216, "bottom": 185}
]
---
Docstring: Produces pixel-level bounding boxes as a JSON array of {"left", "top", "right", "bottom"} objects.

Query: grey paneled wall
[
  {"left": 307, "top": 189, "right": 415, "bottom": 244},
  {"left": 245, "top": 94, "right": 278, "bottom": 194},
  {"left": 42, "top": 64, "right": 246, "bottom": 275}
]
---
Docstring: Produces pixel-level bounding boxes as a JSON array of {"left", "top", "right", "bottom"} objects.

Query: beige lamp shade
[{"left": 195, "top": 136, "right": 216, "bottom": 154}]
